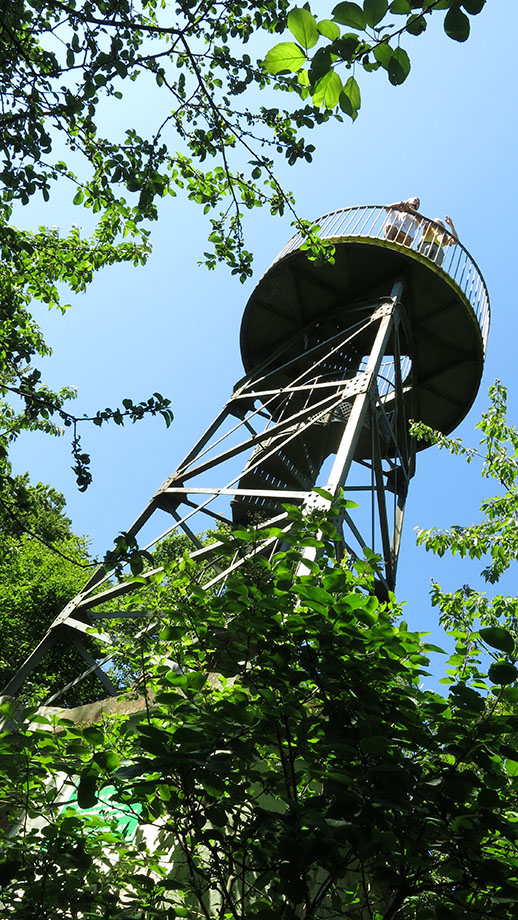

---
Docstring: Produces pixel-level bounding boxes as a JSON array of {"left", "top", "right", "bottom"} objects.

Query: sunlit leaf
[
  {"left": 317, "top": 19, "right": 341, "bottom": 40},
  {"left": 93, "top": 751, "right": 120, "bottom": 773},
  {"left": 264, "top": 42, "right": 306, "bottom": 75},
  {"left": 287, "top": 8, "right": 319, "bottom": 50},
  {"left": 339, "top": 75, "right": 361, "bottom": 120},
  {"left": 313, "top": 487, "right": 334, "bottom": 501},
  {"left": 294, "top": 583, "right": 334, "bottom": 607}
]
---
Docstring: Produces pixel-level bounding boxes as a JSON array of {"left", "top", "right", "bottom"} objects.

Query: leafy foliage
[
  {"left": 411, "top": 380, "right": 518, "bottom": 712},
  {"left": 264, "top": 1, "right": 486, "bottom": 122},
  {"left": 0, "top": 0, "right": 485, "bottom": 278},
  {"left": 4, "top": 484, "right": 518, "bottom": 918},
  {"left": 0, "top": 210, "right": 173, "bottom": 511},
  {"left": 412, "top": 382, "right": 518, "bottom": 584},
  {"left": 0, "top": 476, "right": 99, "bottom": 706}
]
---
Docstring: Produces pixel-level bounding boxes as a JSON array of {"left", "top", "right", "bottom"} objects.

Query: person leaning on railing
[
  {"left": 418, "top": 215, "right": 458, "bottom": 267},
  {"left": 383, "top": 197, "right": 421, "bottom": 246}
]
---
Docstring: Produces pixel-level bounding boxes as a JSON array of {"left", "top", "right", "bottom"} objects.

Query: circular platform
[{"left": 240, "top": 205, "right": 489, "bottom": 439}]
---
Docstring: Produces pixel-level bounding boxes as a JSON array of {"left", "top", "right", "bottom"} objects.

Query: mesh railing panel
[{"left": 275, "top": 205, "right": 490, "bottom": 353}]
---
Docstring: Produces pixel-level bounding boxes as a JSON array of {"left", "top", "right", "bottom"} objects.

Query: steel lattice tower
[{"left": 4, "top": 204, "right": 489, "bottom": 705}]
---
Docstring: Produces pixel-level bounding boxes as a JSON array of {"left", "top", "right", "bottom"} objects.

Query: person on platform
[
  {"left": 384, "top": 197, "right": 421, "bottom": 246},
  {"left": 418, "top": 215, "right": 458, "bottom": 266}
]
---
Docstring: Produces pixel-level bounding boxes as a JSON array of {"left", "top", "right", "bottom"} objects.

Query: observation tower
[{"left": 4, "top": 204, "right": 490, "bottom": 704}]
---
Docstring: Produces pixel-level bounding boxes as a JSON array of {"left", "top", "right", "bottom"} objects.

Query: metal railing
[
  {"left": 275, "top": 205, "right": 490, "bottom": 353},
  {"left": 371, "top": 355, "right": 412, "bottom": 400}
]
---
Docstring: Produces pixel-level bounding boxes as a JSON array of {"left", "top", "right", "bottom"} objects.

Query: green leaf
[
  {"left": 388, "top": 46, "right": 410, "bottom": 85},
  {"left": 0, "top": 699, "right": 16, "bottom": 719},
  {"left": 73, "top": 189, "right": 84, "bottom": 205},
  {"left": 313, "top": 70, "right": 341, "bottom": 107},
  {"left": 359, "top": 735, "right": 387, "bottom": 754},
  {"left": 450, "top": 683, "right": 485, "bottom": 713},
  {"left": 363, "top": 0, "right": 388, "bottom": 28},
  {"left": 479, "top": 626, "right": 515, "bottom": 655},
  {"left": 138, "top": 723, "right": 172, "bottom": 754},
  {"left": 406, "top": 14, "right": 427, "bottom": 35},
  {"left": 309, "top": 47, "right": 333, "bottom": 83},
  {"left": 389, "top": 0, "right": 411, "bottom": 11},
  {"left": 488, "top": 661, "right": 518, "bottom": 686},
  {"left": 313, "top": 487, "right": 334, "bottom": 501},
  {"left": 287, "top": 8, "right": 319, "bottom": 50},
  {"left": 187, "top": 671, "right": 208, "bottom": 691},
  {"left": 317, "top": 19, "right": 341, "bottom": 40},
  {"left": 77, "top": 770, "right": 97, "bottom": 809},
  {"left": 264, "top": 42, "right": 306, "bottom": 75},
  {"left": 165, "top": 673, "right": 188, "bottom": 688},
  {"left": 444, "top": 6, "right": 470, "bottom": 42},
  {"left": 93, "top": 751, "right": 120, "bottom": 773},
  {"left": 258, "top": 794, "right": 287, "bottom": 814},
  {"left": 332, "top": 2, "right": 366, "bottom": 29},
  {"left": 82, "top": 726, "right": 104, "bottom": 745},
  {"left": 206, "top": 805, "right": 228, "bottom": 827},
  {"left": 294, "top": 583, "right": 334, "bottom": 607},
  {"left": 339, "top": 75, "right": 361, "bottom": 120},
  {"left": 373, "top": 41, "right": 393, "bottom": 68},
  {"left": 295, "top": 556, "right": 320, "bottom": 574},
  {"left": 462, "top": 0, "right": 485, "bottom": 13}
]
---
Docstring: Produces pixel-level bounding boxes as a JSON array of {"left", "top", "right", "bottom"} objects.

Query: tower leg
[{"left": 296, "top": 281, "right": 406, "bottom": 588}]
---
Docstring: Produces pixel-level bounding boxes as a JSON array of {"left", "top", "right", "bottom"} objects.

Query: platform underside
[{"left": 240, "top": 240, "right": 485, "bottom": 441}]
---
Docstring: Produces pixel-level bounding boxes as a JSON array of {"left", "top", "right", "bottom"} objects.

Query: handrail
[{"left": 275, "top": 205, "right": 490, "bottom": 355}]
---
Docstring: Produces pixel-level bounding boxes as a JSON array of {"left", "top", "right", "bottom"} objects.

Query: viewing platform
[
  {"left": 276, "top": 204, "right": 489, "bottom": 350},
  {"left": 241, "top": 203, "right": 490, "bottom": 440}
]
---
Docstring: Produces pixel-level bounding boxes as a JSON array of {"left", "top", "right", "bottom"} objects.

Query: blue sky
[{"left": 10, "top": 1, "right": 517, "bottom": 656}]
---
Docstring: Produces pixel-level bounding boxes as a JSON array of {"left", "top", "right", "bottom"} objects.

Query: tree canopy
[
  {"left": 0, "top": 474, "right": 100, "bottom": 704},
  {"left": 3, "top": 388, "right": 518, "bottom": 918},
  {"left": 1, "top": 0, "right": 486, "bottom": 276}
]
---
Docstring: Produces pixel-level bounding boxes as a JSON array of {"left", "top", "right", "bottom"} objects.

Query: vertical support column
[
  {"left": 324, "top": 283, "right": 402, "bottom": 496},
  {"left": 371, "top": 404, "right": 396, "bottom": 588},
  {"left": 297, "top": 280, "right": 404, "bottom": 579}
]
